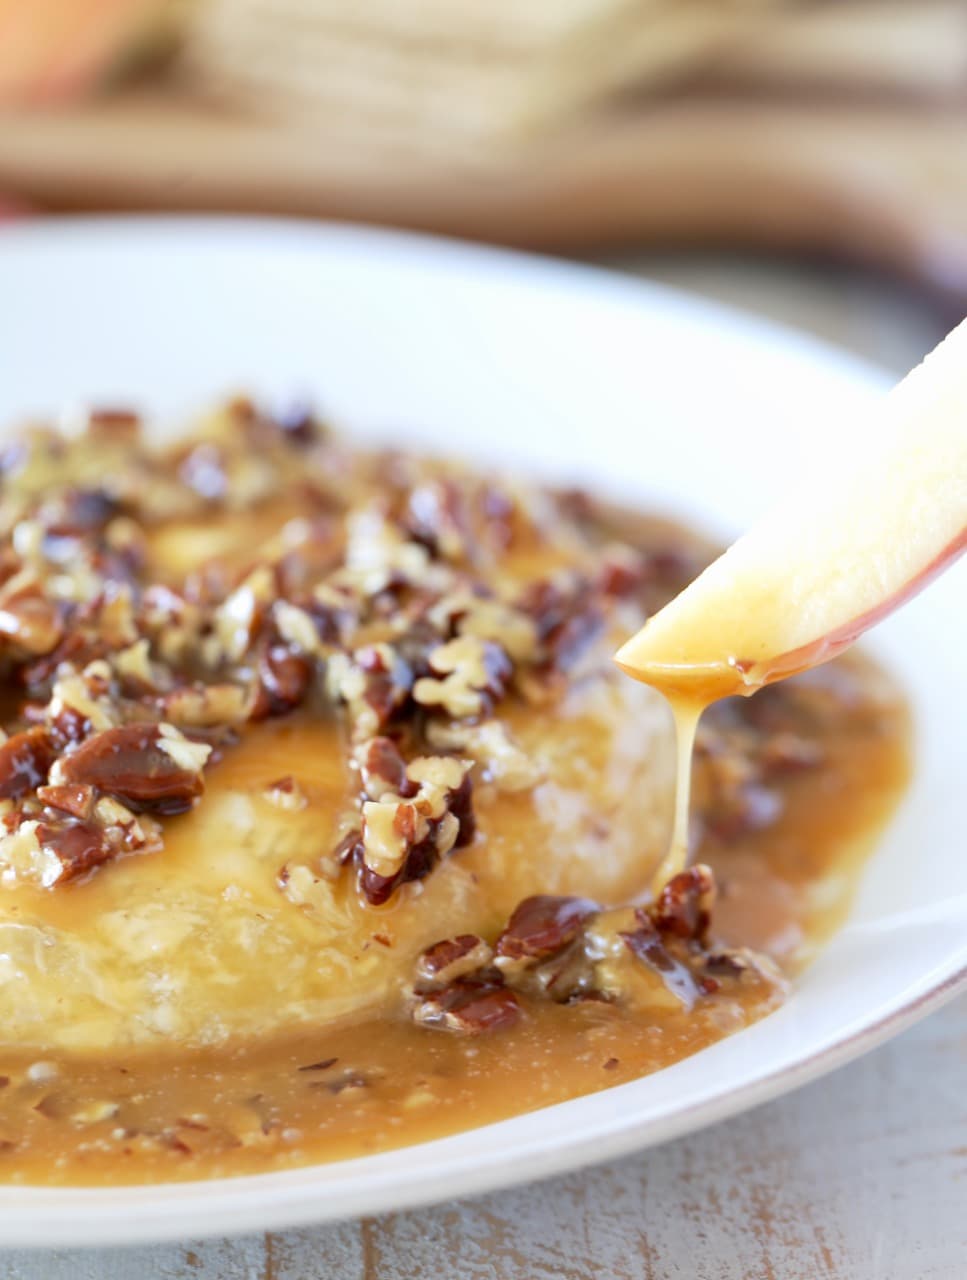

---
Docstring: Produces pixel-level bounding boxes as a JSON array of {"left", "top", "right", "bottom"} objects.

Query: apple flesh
[{"left": 615, "top": 318, "right": 967, "bottom": 701}]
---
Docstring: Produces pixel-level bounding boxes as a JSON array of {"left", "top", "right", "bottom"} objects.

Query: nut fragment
[
  {"left": 495, "top": 895, "right": 600, "bottom": 968},
  {"left": 426, "top": 720, "right": 539, "bottom": 792},
  {"left": 413, "top": 636, "right": 511, "bottom": 719},
  {"left": 651, "top": 865, "right": 715, "bottom": 943},
  {"left": 415, "top": 934, "right": 493, "bottom": 988},
  {"left": 357, "top": 755, "right": 474, "bottom": 904},
  {"left": 37, "top": 782, "right": 96, "bottom": 820},
  {"left": 34, "top": 819, "right": 111, "bottom": 884},
  {"left": 55, "top": 724, "right": 208, "bottom": 815},
  {"left": 412, "top": 980, "right": 520, "bottom": 1035},
  {"left": 252, "top": 644, "right": 313, "bottom": 720},
  {"left": 0, "top": 593, "right": 63, "bottom": 656},
  {"left": 0, "top": 727, "right": 56, "bottom": 800},
  {"left": 162, "top": 682, "right": 251, "bottom": 728},
  {"left": 263, "top": 775, "right": 307, "bottom": 811},
  {"left": 356, "top": 737, "right": 414, "bottom": 801}
]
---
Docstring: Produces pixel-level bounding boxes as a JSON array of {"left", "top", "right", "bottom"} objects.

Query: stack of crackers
[{"left": 182, "top": 0, "right": 967, "bottom": 159}]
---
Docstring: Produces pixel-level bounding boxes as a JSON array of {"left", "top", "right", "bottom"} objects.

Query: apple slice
[{"left": 615, "top": 319, "right": 967, "bottom": 702}]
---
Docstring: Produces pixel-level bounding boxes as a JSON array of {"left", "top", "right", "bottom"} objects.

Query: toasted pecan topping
[
  {"left": 415, "top": 934, "right": 493, "bottom": 988},
  {"left": 0, "top": 727, "right": 57, "bottom": 800},
  {"left": 651, "top": 865, "right": 715, "bottom": 943},
  {"left": 37, "top": 782, "right": 96, "bottom": 820},
  {"left": 412, "top": 979, "right": 520, "bottom": 1035},
  {"left": 495, "top": 895, "right": 600, "bottom": 965}
]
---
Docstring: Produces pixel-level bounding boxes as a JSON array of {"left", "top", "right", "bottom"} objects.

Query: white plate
[{"left": 0, "top": 218, "right": 963, "bottom": 1248}]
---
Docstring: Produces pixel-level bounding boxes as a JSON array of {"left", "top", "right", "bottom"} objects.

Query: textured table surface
[{"left": 4, "top": 255, "right": 962, "bottom": 1280}]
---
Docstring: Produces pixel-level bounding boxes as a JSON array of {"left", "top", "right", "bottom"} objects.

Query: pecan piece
[
  {"left": 651, "top": 865, "right": 716, "bottom": 944},
  {"left": 493, "top": 894, "right": 602, "bottom": 1000},
  {"left": 251, "top": 644, "right": 313, "bottom": 720},
  {"left": 263, "top": 775, "right": 307, "bottom": 811},
  {"left": 161, "top": 682, "right": 251, "bottom": 728},
  {"left": 519, "top": 578, "right": 603, "bottom": 674},
  {"left": 34, "top": 819, "right": 111, "bottom": 884},
  {"left": 273, "top": 402, "right": 322, "bottom": 446},
  {"left": 495, "top": 895, "right": 600, "bottom": 965},
  {"left": 415, "top": 934, "right": 493, "bottom": 988},
  {"left": 55, "top": 724, "right": 209, "bottom": 815},
  {"left": 357, "top": 737, "right": 416, "bottom": 801},
  {"left": 412, "top": 979, "right": 520, "bottom": 1035},
  {"left": 356, "top": 756, "right": 473, "bottom": 904},
  {"left": 0, "top": 727, "right": 56, "bottom": 800},
  {"left": 619, "top": 914, "right": 705, "bottom": 1007},
  {"left": 86, "top": 408, "right": 141, "bottom": 439},
  {"left": 37, "top": 783, "right": 96, "bottom": 820},
  {"left": 405, "top": 480, "right": 470, "bottom": 561},
  {"left": 0, "top": 594, "right": 63, "bottom": 657},
  {"left": 331, "top": 829, "right": 363, "bottom": 866},
  {"left": 413, "top": 636, "right": 511, "bottom": 719}
]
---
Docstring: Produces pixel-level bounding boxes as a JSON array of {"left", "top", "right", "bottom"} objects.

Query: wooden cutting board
[{"left": 2, "top": 89, "right": 967, "bottom": 305}]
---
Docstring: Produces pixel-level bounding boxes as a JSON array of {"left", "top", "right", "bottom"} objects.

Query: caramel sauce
[{"left": 0, "top": 653, "right": 909, "bottom": 1185}]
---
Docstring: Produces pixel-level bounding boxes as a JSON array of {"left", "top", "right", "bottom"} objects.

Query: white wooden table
[{"left": 5, "top": 256, "right": 962, "bottom": 1280}]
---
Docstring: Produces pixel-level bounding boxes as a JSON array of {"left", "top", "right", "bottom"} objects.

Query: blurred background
[{"left": 0, "top": 0, "right": 964, "bottom": 368}]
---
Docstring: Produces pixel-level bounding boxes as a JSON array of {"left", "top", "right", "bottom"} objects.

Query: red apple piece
[{"left": 615, "top": 318, "right": 967, "bottom": 701}]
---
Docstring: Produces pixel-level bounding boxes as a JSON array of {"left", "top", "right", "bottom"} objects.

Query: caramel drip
[{"left": 650, "top": 697, "right": 703, "bottom": 897}]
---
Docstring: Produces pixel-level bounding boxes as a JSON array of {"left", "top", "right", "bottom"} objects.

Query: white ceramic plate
[{"left": 0, "top": 218, "right": 963, "bottom": 1248}]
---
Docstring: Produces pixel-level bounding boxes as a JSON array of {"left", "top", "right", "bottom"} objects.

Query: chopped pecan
[
  {"left": 251, "top": 644, "right": 314, "bottom": 720},
  {"left": 0, "top": 728, "right": 56, "bottom": 800},
  {"left": 596, "top": 544, "right": 646, "bottom": 597},
  {"left": 34, "top": 819, "right": 111, "bottom": 884},
  {"left": 0, "top": 593, "right": 63, "bottom": 657},
  {"left": 179, "top": 443, "right": 227, "bottom": 502},
  {"left": 455, "top": 598, "right": 538, "bottom": 664},
  {"left": 704, "top": 783, "right": 783, "bottom": 841},
  {"left": 519, "top": 577, "right": 604, "bottom": 675},
  {"left": 415, "top": 934, "right": 493, "bottom": 988},
  {"left": 493, "top": 894, "right": 602, "bottom": 1002},
  {"left": 495, "top": 895, "right": 600, "bottom": 965},
  {"left": 86, "top": 407, "right": 141, "bottom": 437},
  {"left": 447, "top": 769, "right": 476, "bottom": 847},
  {"left": 426, "top": 719, "right": 539, "bottom": 793},
  {"left": 263, "top": 775, "right": 307, "bottom": 811},
  {"left": 412, "top": 978, "right": 520, "bottom": 1035},
  {"left": 356, "top": 755, "right": 473, "bottom": 904},
  {"left": 213, "top": 566, "right": 274, "bottom": 663},
  {"left": 37, "top": 782, "right": 96, "bottom": 820},
  {"left": 404, "top": 480, "right": 470, "bottom": 561},
  {"left": 41, "top": 488, "right": 117, "bottom": 536},
  {"left": 651, "top": 865, "right": 715, "bottom": 944},
  {"left": 331, "top": 829, "right": 363, "bottom": 866},
  {"left": 327, "top": 644, "right": 413, "bottom": 739},
  {"left": 162, "top": 682, "right": 251, "bottom": 728},
  {"left": 273, "top": 402, "right": 322, "bottom": 446},
  {"left": 54, "top": 724, "right": 209, "bottom": 815},
  {"left": 758, "top": 732, "right": 825, "bottom": 775},
  {"left": 413, "top": 636, "right": 511, "bottom": 719},
  {"left": 272, "top": 600, "right": 328, "bottom": 656},
  {"left": 619, "top": 913, "right": 706, "bottom": 1007},
  {"left": 357, "top": 737, "right": 416, "bottom": 800}
]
